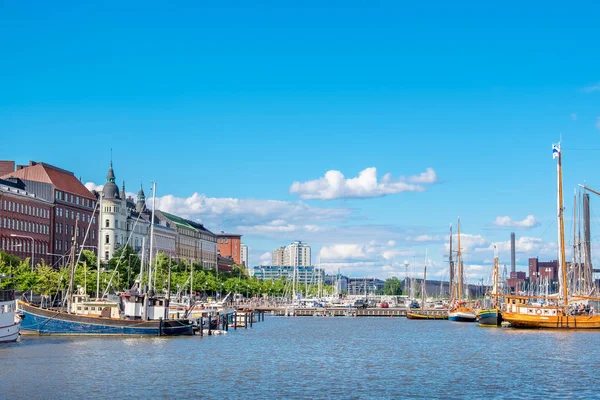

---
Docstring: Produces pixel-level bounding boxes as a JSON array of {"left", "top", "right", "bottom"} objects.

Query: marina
[{"left": 2, "top": 316, "right": 600, "bottom": 400}]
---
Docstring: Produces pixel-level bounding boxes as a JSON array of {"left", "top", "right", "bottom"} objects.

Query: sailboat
[
  {"left": 407, "top": 254, "right": 448, "bottom": 320},
  {"left": 19, "top": 182, "right": 194, "bottom": 336},
  {"left": 503, "top": 143, "right": 600, "bottom": 329},
  {"left": 448, "top": 219, "right": 477, "bottom": 322},
  {"left": 477, "top": 247, "right": 502, "bottom": 326}
]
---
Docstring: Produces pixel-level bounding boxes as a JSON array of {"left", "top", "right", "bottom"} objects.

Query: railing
[{"left": 0, "top": 290, "right": 15, "bottom": 302}]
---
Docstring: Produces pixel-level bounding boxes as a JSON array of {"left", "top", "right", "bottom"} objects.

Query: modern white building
[
  {"left": 251, "top": 265, "right": 324, "bottom": 285},
  {"left": 240, "top": 244, "right": 248, "bottom": 267},
  {"left": 283, "top": 241, "right": 311, "bottom": 266}
]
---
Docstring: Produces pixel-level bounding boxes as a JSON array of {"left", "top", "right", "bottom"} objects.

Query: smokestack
[{"left": 510, "top": 232, "right": 516, "bottom": 273}]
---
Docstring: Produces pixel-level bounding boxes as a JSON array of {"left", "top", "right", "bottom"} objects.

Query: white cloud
[
  {"left": 259, "top": 252, "right": 272, "bottom": 265},
  {"left": 571, "top": 113, "right": 578, "bottom": 121},
  {"left": 84, "top": 182, "right": 103, "bottom": 192},
  {"left": 237, "top": 220, "right": 328, "bottom": 235},
  {"left": 289, "top": 167, "right": 437, "bottom": 200},
  {"left": 133, "top": 191, "right": 352, "bottom": 227},
  {"left": 320, "top": 244, "right": 370, "bottom": 261},
  {"left": 493, "top": 215, "right": 540, "bottom": 228},
  {"left": 387, "top": 240, "right": 397, "bottom": 247},
  {"left": 582, "top": 82, "right": 600, "bottom": 93},
  {"left": 406, "top": 234, "right": 443, "bottom": 242}
]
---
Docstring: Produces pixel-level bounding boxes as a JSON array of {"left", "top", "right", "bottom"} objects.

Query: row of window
[
  {"left": 2, "top": 217, "right": 49, "bottom": 235},
  {"left": 218, "top": 238, "right": 230, "bottom": 244},
  {"left": 104, "top": 206, "right": 121, "bottom": 213},
  {"left": 55, "top": 239, "right": 72, "bottom": 252},
  {"left": 55, "top": 190, "right": 95, "bottom": 209},
  {"left": 55, "top": 207, "right": 96, "bottom": 224},
  {"left": 0, "top": 237, "right": 49, "bottom": 254},
  {"left": 2, "top": 200, "right": 49, "bottom": 219},
  {"left": 54, "top": 223, "right": 96, "bottom": 240}
]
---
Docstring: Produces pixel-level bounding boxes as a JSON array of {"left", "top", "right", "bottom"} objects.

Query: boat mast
[
  {"left": 422, "top": 250, "right": 427, "bottom": 309},
  {"left": 493, "top": 246, "right": 499, "bottom": 309},
  {"left": 572, "top": 189, "right": 578, "bottom": 295},
  {"left": 457, "top": 218, "right": 462, "bottom": 301},
  {"left": 148, "top": 181, "right": 157, "bottom": 294},
  {"left": 555, "top": 143, "right": 568, "bottom": 305},
  {"left": 96, "top": 192, "right": 103, "bottom": 299},
  {"left": 449, "top": 224, "right": 454, "bottom": 300}
]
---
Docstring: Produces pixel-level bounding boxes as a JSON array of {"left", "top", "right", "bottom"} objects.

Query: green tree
[{"left": 384, "top": 276, "right": 403, "bottom": 296}]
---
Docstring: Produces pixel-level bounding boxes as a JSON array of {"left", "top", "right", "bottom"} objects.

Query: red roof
[{"left": 1, "top": 161, "right": 96, "bottom": 200}]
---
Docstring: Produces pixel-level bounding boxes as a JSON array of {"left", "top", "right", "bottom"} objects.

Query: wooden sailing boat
[
  {"left": 448, "top": 218, "right": 477, "bottom": 322},
  {"left": 477, "top": 247, "right": 502, "bottom": 326},
  {"left": 503, "top": 143, "right": 600, "bottom": 329}
]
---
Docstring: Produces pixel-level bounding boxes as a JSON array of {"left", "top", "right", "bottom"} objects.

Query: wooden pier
[{"left": 236, "top": 306, "right": 448, "bottom": 318}]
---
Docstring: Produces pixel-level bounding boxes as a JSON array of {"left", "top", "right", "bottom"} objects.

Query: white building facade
[
  {"left": 240, "top": 244, "right": 248, "bottom": 267},
  {"left": 283, "top": 241, "right": 311, "bottom": 266}
]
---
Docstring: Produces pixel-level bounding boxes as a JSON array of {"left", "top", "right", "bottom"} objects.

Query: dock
[{"left": 236, "top": 306, "right": 449, "bottom": 318}]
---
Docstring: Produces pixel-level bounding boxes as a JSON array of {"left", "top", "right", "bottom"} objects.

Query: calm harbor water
[{"left": 1, "top": 316, "right": 599, "bottom": 399}]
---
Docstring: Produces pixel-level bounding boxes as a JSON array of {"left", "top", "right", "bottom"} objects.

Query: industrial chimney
[{"left": 510, "top": 232, "right": 516, "bottom": 273}]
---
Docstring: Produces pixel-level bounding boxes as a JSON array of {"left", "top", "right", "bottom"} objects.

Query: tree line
[{"left": 0, "top": 246, "right": 334, "bottom": 299}]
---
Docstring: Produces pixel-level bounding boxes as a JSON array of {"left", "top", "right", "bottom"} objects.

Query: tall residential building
[
  {"left": 2, "top": 161, "right": 98, "bottom": 267},
  {"left": 272, "top": 247, "right": 285, "bottom": 265},
  {"left": 240, "top": 244, "right": 248, "bottom": 267},
  {"left": 0, "top": 177, "right": 53, "bottom": 266},
  {"left": 216, "top": 232, "right": 242, "bottom": 264},
  {"left": 284, "top": 241, "right": 311, "bottom": 266}
]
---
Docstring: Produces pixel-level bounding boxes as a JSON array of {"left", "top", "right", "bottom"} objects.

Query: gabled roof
[{"left": 1, "top": 161, "right": 95, "bottom": 200}]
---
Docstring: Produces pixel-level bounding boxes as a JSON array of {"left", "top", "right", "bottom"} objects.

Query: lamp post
[{"left": 12, "top": 234, "right": 34, "bottom": 301}]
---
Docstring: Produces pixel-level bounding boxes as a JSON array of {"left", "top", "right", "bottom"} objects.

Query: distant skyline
[{"left": 3, "top": 2, "right": 600, "bottom": 282}]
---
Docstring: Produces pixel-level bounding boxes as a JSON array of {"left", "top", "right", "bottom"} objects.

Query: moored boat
[
  {"left": 0, "top": 277, "right": 21, "bottom": 342},
  {"left": 447, "top": 219, "right": 477, "bottom": 323},
  {"left": 448, "top": 306, "right": 477, "bottom": 322},
  {"left": 407, "top": 311, "right": 448, "bottom": 320},
  {"left": 477, "top": 309, "right": 502, "bottom": 326},
  {"left": 503, "top": 143, "right": 600, "bottom": 329},
  {"left": 477, "top": 248, "right": 503, "bottom": 327}
]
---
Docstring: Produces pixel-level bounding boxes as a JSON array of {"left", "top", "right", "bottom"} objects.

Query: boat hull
[
  {"left": 0, "top": 321, "right": 20, "bottom": 342},
  {"left": 19, "top": 302, "right": 193, "bottom": 336},
  {"left": 406, "top": 312, "right": 448, "bottom": 320},
  {"left": 503, "top": 312, "right": 600, "bottom": 329},
  {"left": 478, "top": 309, "right": 502, "bottom": 326},
  {"left": 448, "top": 311, "right": 477, "bottom": 322}
]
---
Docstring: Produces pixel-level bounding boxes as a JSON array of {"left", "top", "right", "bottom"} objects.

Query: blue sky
[{"left": 2, "top": 1, "right": 600, "bottom": 282}]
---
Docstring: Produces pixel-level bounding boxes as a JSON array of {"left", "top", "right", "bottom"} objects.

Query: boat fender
[{"left": 536, "top": 309, "right": 542, "bottom": 315}]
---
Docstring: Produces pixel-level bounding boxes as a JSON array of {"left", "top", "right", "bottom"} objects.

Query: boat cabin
[
  {"left": 505, "top": 296, "right": 560, "bottom": 317},
  {"left": 122, "top": 293, "right": 169, "bottom": 320},
  {"left": 70, "top": 293, "right": 121, "bottom": 319}
]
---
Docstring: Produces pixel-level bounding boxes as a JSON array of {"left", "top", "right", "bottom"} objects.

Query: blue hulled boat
[{"left": 19, "top": 295, "right": 194, "bottom": 336}]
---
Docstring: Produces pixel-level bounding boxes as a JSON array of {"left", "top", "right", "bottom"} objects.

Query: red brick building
[
  {"left": 507, "top": 271, "right": 528, "bottom": 293},
  {"left": 216, "top": 232, "right": 242, "bottom": 264},
  {"left": 0, "top": 178, "right": 53, "bottom": 265},
  {"left": 528, "top": 258, "right": 558, "bottom": 283},
  {"left": 2, "top": 161, "right": 98, "bottom": 267}
]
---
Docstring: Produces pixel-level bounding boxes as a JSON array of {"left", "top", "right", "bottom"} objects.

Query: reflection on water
[{"left": 2, "top": 317, "right": 599, "bottom": 399}]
